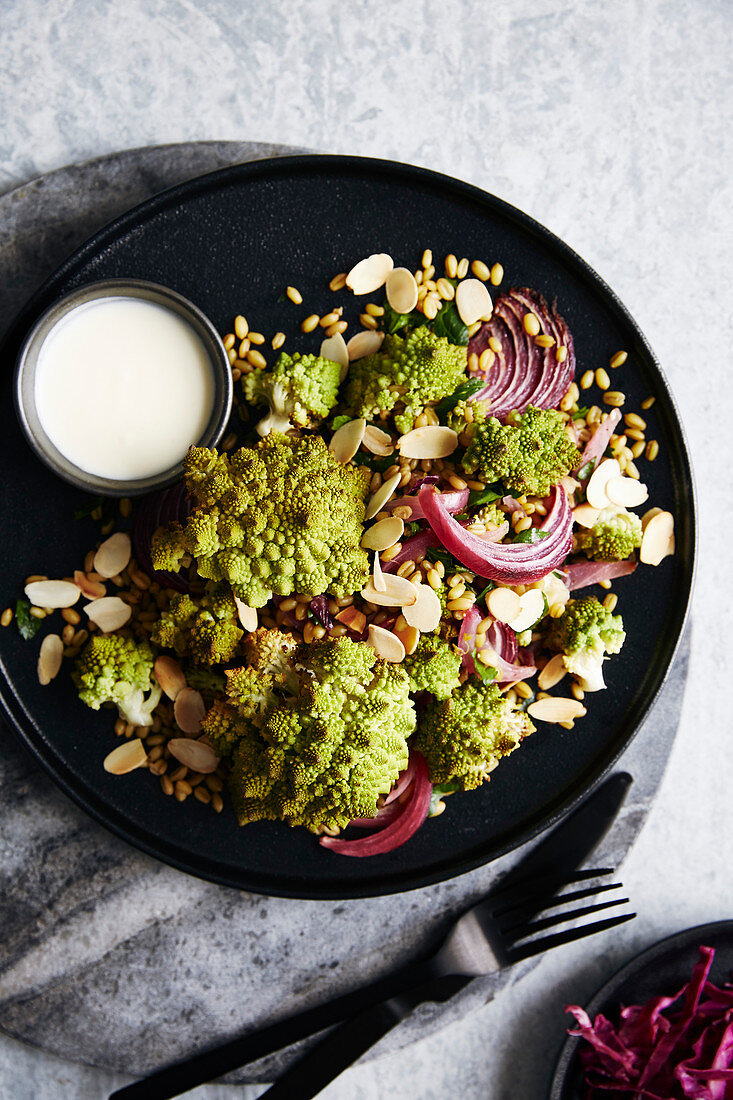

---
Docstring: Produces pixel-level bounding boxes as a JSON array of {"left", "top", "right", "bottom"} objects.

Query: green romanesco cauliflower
[
  {"left": 472, "top": 501, "right": 505, "bottom": 531},
  {"left": 414, "top": 680, "right": 534, "bottom": 790},
  {"left": 446, "top": 398, "right": 490, "bottom": 437},
  {"left": 150, "top": 435, "right": 371, "bottom": 608},
  {"left": 342, "top": 327, "right": 468, "bottom": 434},
  {"left": 151, "top": 583, "right": 243, "bottom": 666},
  {"left": 461, "top": 406, "right": 580, "bottom": 497},
  {"left": 575, "top": 506, "right": 642, "bottom": 562},
  {"left": 545, "top": 595, "right": 625, "bottom": 692},
  {"left": 243, "top": 352, "right": 342, "bottom": 437},
  {"left": 74, "top": 635, "right": 162, "bottom": 727},
  {"left": 199, "top": 631, "right": 416, "bottom": 831},
  {"left": 403, "top": 635, "right": 462, "bottom": 700}
]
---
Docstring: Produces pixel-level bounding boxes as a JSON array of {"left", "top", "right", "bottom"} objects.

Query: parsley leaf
[
  {"left": 15, "top": 600, "right": 42, "bottom": 640},
  {"left": 434, "top": 378, "right": 485, "bottom": 419},
  {"left": 467, "top": 485, "right": 503, "bottom": 508},
  {"left": 512, "top": 528, "right": 550, "bottom": 544}
]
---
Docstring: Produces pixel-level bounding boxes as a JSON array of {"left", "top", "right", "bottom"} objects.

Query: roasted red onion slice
[
  {"left": 483, "top": 621, "right": 537, "bottom": 684},
  {"left": 566, "top": 559, "right": 637, "bottom": 590},
  {"left": 419, "top": 484, "right": 573, "bottom": 583},
  {"left": 384, "top": 488, "right": 469, "bottom": 522},
  {"left": 457, "top": 605, "right": 482, "bottom": 672},
  {"left": 382, "top": 528, "right": 442, "bottom": 574},
  {"left": 467, "top": 288, "right": 576, "bottom": 420},
  {"left": 576, "top": 408, "right": 622, "bottom": 473}
]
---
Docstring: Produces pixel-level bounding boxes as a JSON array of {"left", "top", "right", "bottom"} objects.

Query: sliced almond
[
  {"left": 365, "top": 471, "right": 402, "bottom": 520},
  {"left": 509, "top": 589, "right": 546, "bottom": 633},
  {"left": 362, "top": 424, "right": 394, "bottom": 456},
  {"left": 329, "top": 418, "right": 366, "bottom": 463},
  {"left": 174, "top": 687, "right": 206, "bottom": 734},
  {"left": 605, "top": 476, "right": 649, "bottom": 509},
  {"left": 527, "top": 697, "right": 587, "bottom": 723},
  {"left": 154, "top": 656, "right": 187, "bottom": 701},
  {"left": 24, "top": 579, "right": 80, "bottom": 609},
  {"left": 168, "top": 737, "right": 220, "bottom": 774},
  {"left": 347, "top": 330, "right": 385, "bottom": 361},
  {"left": 402, "top": 584, "right": 441, "bottom": 632},
  {"left": 537, "top": 653, "right": 568, "bottom": 690},
  {"left": 586, "top": 458, "right": 622, "bottom": 509},
  {"left": 346, "top": 253, "right": 394, "bottom": 295},
  {"left": 233, "top": 595, "right": 258, "bottom": 633},
  {"left": 85, "top": 596, "right": 132, "bottom": 632},
  {"left": 455, "top": 279, "right": 493, "bottom": 326},
  {"left": 640, "top": 510, "right": 674, "bottom": 566},
  {"left": 397, "top": 426, "right": 458, "bottom": 459},
  {"left": 572, "top": 504, "right": 601, "bottom": 529},
  {"left": 367, "top": 624, "right": 405, "bottom": 663},
  {"left": 38, "top": 633, "right": 64, "bottom": 685},
  {"left": 361, "top": 516, "right": 404, "bottom": 552},
  {"left": 641, "top": 506, "right": 663, "bottom": 531},
  {"left": 393, "top": 621, "right": 420, "bottom": 655},
  {"left": 320, "top": 332, "right": 349, "bottom": 378},
  {"left": 74, "top": 570, "right": 107, "bottom": 600},
  {"left": 335, "top": 605, "right": 367, "bottom": 633},
  {"left": 373, "top": 550, "right": 386, "bottom": 592},
  {"left": 386, "top": 267, "right": 419, "bottom": 314},
  {"left": 361, "top": 573, "right": 419, "bottom": 608},
  {"left": 104, "top": 738, "right": 148, "bottom": 775},
  {"left": 487, "top": 587, "right": 521, "bottom": 624},
  {"left": 93, "top": 532, "right": 132, "bottom": 579}
]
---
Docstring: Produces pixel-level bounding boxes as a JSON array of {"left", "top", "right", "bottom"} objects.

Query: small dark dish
[
  {"left": 0, "top": 155, "right": 695, "bottom": 898},
  {"left": 549, "top": 919, "right": 733, "bottom": 1099}
]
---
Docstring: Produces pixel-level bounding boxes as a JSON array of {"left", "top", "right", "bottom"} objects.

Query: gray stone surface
[{"left": 0, "top": 1, "right": 731, "bottom": 1098}]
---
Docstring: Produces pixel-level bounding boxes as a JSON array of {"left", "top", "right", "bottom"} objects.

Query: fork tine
[
  {"left": 504, "top": 896, "right": 630, "bottom": 940},
  {"left": 487, "top": 868, "right": 615, "bottom": 915},
  {"left": 507, "top": 911, "right": 636, "bottom": 962},
  {"left": 497, "top": 880, "right": 623, "bottom": 924}
]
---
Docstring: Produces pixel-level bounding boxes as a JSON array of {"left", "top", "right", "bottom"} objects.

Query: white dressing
[{"left": 34, "top": 296, "right": 215, "bottom": 480}]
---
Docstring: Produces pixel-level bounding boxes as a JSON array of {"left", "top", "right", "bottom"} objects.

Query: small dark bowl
[{"left": 14, "top": 278, "right": 233, "bottom": 497}]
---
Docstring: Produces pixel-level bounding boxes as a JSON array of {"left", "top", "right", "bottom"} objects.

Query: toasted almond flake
[
  {"left": 154, "top": 656, "right": 187, "bottom": 701},
  {"left": 73, "top": 570, "right": 107, "bottom": 600},
  {"left": 167, "top": 737, "right": 219, "bottom": 774},
  {"left": 347, "top": 330, "right": 385, "bottom": 361},
  {"left": 397, "top": 426, "right": 458, "bottom": 460},
  {"left": 335, "top": 605, "right": 367, "bottom": 633},
  {"left": 361, "top": 516, "right": 405, "bottom": 552},
  {"left": 586, "top": 457, "right": 622, "bottom": 509},
  {"left": 361, "top": 574, "right": 419, "bottom": 608},
  {"left": 362, "top": 424, "right": 394, "bottom": 456},
  {"left": 605, "top": 475, "right": 649, "bottom": 508},
  {"left": 537, "top": 653, "right": 568, "bottom": 690},
  {"left": 104, "top": 738, "right": 148, "bottom": 775},
  {"left": 329, "top": 418, "right": 366, "bottom": 463},
  {"left": 367, "top": 624, "right": 405, "bottom": 662},
  {"left": 640, "top": 510, "right": 675, "bottom": 566},
  {"left": 455, "top": 279, "right": 493, "bottom": 326},
  {"left": 174, "top": 687, "right": 206, "bottom": 734},
  {"left": 346, "top": 253, "right": 394, "bottom": 295},
  {"left": 234, "top": 596, "right": 258, "bottom": 632},
  {"left": 372, "top": 550, "right": 386, "bottom": 592},
  {"left": 509, "top": 589, "right": 546, "bottom": 633},
  {"left": 393, "top": 621, "right": 420, "bottom": 655},
  {"left": 93, "top": 532, "right": 132, "bottom": 579},
  {"left": 487, "top": 587, "right": 521, "bottom": 624},
  {"left": 641, "top": 506, "right": 663, "bottom": 531},
  {"left": 527, "top": 697, "right": 586, "bottom": 723},
  {"left": 24, "top": 579, "right": 80, "bottom": 609},
  {"left": 386, "top": 267, "right": 419, "bottom": 314},
  {"left": 320, "top": 332, "right": 349, "bottom": 380},
  {"left": 402, "top": 583, "right": 441, "bottom": 632},
  {"left": 38, "top": 633, "right": 63, "bottom": 685},
  {"left": 365, "top": 471, "right": 402, "bottom": 520},
  {"left": 85, "top": 596, "right": 132, "bottom": 632},
  {"left": 572, "top": 504, "right": 601, "bottom": 529}
]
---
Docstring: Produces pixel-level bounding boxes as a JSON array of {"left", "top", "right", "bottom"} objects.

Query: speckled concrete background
[{"left": 0, "top": 1, "right": 731, "bottom": 1098}]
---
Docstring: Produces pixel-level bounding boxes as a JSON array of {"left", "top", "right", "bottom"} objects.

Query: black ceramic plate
[
  {"left": 549, "top": 920, "right": 733, "bottom": 1098},
  {"left": 0, "top": 155, "right": 695, "bottom": 899}
]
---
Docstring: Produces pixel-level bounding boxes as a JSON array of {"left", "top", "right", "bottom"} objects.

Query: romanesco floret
[
  {"left": 243, "top": 352, "right": 342, "bottom": 437},
  {"left": 151, "top": 584, "right": 243, "bottom": 666},
  {"left": 446, "top": 398, "right": 490, "bottom": 436},
  {"left": 545, "top": 595, "right": 625, "bottom": 692},
  {"left": 472, "top": 501, "right": 505, "bottom": 531},
  {"left": 414, "top": 680, "right": 534, "bottom": 790},
  {"left": 199, "top": 631, "right": 416, "bottom": 831},
  {"left": 74, "top": 635, "right": 162, "bottom": 727},
  {"left": 575, "top": 507, "right": 642, "bottom": 562},
  {"left": 403, "top": 635, "right": 462, "bottom": 700},
  {"left": 461, "top": 406, "right": 580, "bottom": 496},
  {"left": 150, "top": 435, "right": 371, "bottom": 608},
  {"left": 342, "top": 327, "right": 468, "bottom": 434}
]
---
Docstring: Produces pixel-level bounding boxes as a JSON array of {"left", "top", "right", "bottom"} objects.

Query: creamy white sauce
[{"left": 34, "top": 296, "right": 216, "bottom": 480}]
